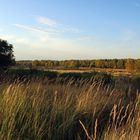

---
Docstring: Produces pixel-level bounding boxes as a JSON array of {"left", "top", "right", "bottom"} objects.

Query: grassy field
[
  {"left": 0, "top": 75, "right": 139, "bottom": 140},
  {"left": 48, "top": 68, "right": 132, "bottom": 77},
  {"left": 12, "top": 65, "right": 135, "bottom": 77}
]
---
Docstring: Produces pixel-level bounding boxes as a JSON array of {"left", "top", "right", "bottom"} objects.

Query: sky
[{"left": 0, "top": 0, "right": 140, "bottom": 60}]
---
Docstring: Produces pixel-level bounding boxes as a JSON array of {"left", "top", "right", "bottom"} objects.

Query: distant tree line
[
  {"left": 1, "top": 38, "right": 139, "bottom": 72},
  {"left": 17, "top": 59, "right": 140, "bottom": 72}
]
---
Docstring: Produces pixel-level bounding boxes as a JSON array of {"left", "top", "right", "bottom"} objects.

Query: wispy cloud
[
  {"left": 37, "top": 16, "right": 57, "bottom": 26},
  {"left": 12, "top": 16, "right": 99, "bottom": 60},
  {"left": 2, "top": 31, "right": 140, "bottom": 60},
  {"left": 13, "top": 24, "right": 58, "bottom": 34},
  {"left": 36, "top": 16, "right": 80, "bottom": 33},
  {"left": 14, "top": 23, "right": 80, "bottom": 35}
]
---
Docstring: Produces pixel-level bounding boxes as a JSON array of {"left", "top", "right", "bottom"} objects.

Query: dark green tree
[{"left": 0, "top": 39, "right": 15, "bottom": 67}]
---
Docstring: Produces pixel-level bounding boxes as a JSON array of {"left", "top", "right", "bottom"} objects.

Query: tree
[
  {"left": 69, "top": 60, "right": 79, "bottom": 69},
  {"left": 117, "top": 59, "right": 125, "bottom": 69},
  {"left": 95, "top": 60, "right": 105, "bottom": 68},
  {"left": 135, "top": 59, "right": 140, "bottom": 72},
  {"left": 125, "top": 59, "right": 135, "bottom": 72},
  {"left": 32, "top": 60, "right": 39, "bottom": 68},
  {"left": 0, "top": 39, "right": 15, "bottom": 67}
]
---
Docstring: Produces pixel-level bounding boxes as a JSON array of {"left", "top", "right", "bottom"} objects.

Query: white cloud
[
  {"left": 2, "top": 31, "right": 140, "bottom": 60},
  {"left": 13, "top": 24, "right": 54, "bottom": 33},
  {"left": 11, "top": 16, "right": 140, "bottom": 60},
  {"left": 36, "top": 16, "right": 80, "bottom": 33},
  {"left": 37, "top": 16, "right": 57, "bottom": 26},
  {"left": 13, "top": 23, "right": 80, "bottom": 35}
]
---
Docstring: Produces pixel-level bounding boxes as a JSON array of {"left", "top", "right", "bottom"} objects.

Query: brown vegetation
[{"left": 0, "top": 78, "right": 139, "bottom": 140}]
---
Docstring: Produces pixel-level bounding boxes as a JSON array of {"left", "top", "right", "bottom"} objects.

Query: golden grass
[{"left": 0, "top": 79, "right": 139, "bottom": 140}]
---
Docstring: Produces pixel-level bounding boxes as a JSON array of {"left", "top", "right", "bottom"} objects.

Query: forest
[{"left": 17, "top": 59, "right": 140, "bottom": 72}]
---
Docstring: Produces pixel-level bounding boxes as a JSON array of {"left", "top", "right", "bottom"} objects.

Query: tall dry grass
[{"left": 0, "top": 79, "right": 139, "bottom": 140}]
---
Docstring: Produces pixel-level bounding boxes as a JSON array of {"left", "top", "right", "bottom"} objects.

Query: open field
[
  {"left": 0, "top": 67, "right": 140, "bottom": 140},
  {"left": 15, "top": 58, "right": 140, "bottom": 77},
  {"left": 11, "top": 65, "right": 137, "bottom": 77},
  {"left": 48, "top": 68, "right": 133, "bottom": 77},
  {"left": 1, "top": 0, "right": 140, "bottom": 139},
  {"left": 0, "top": 71, "right": 140, "bottom": 140}
]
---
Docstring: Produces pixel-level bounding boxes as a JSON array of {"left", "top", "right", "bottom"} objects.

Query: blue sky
[{"left": 0, "top": 0, "right": 140, "bottom": 60}]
